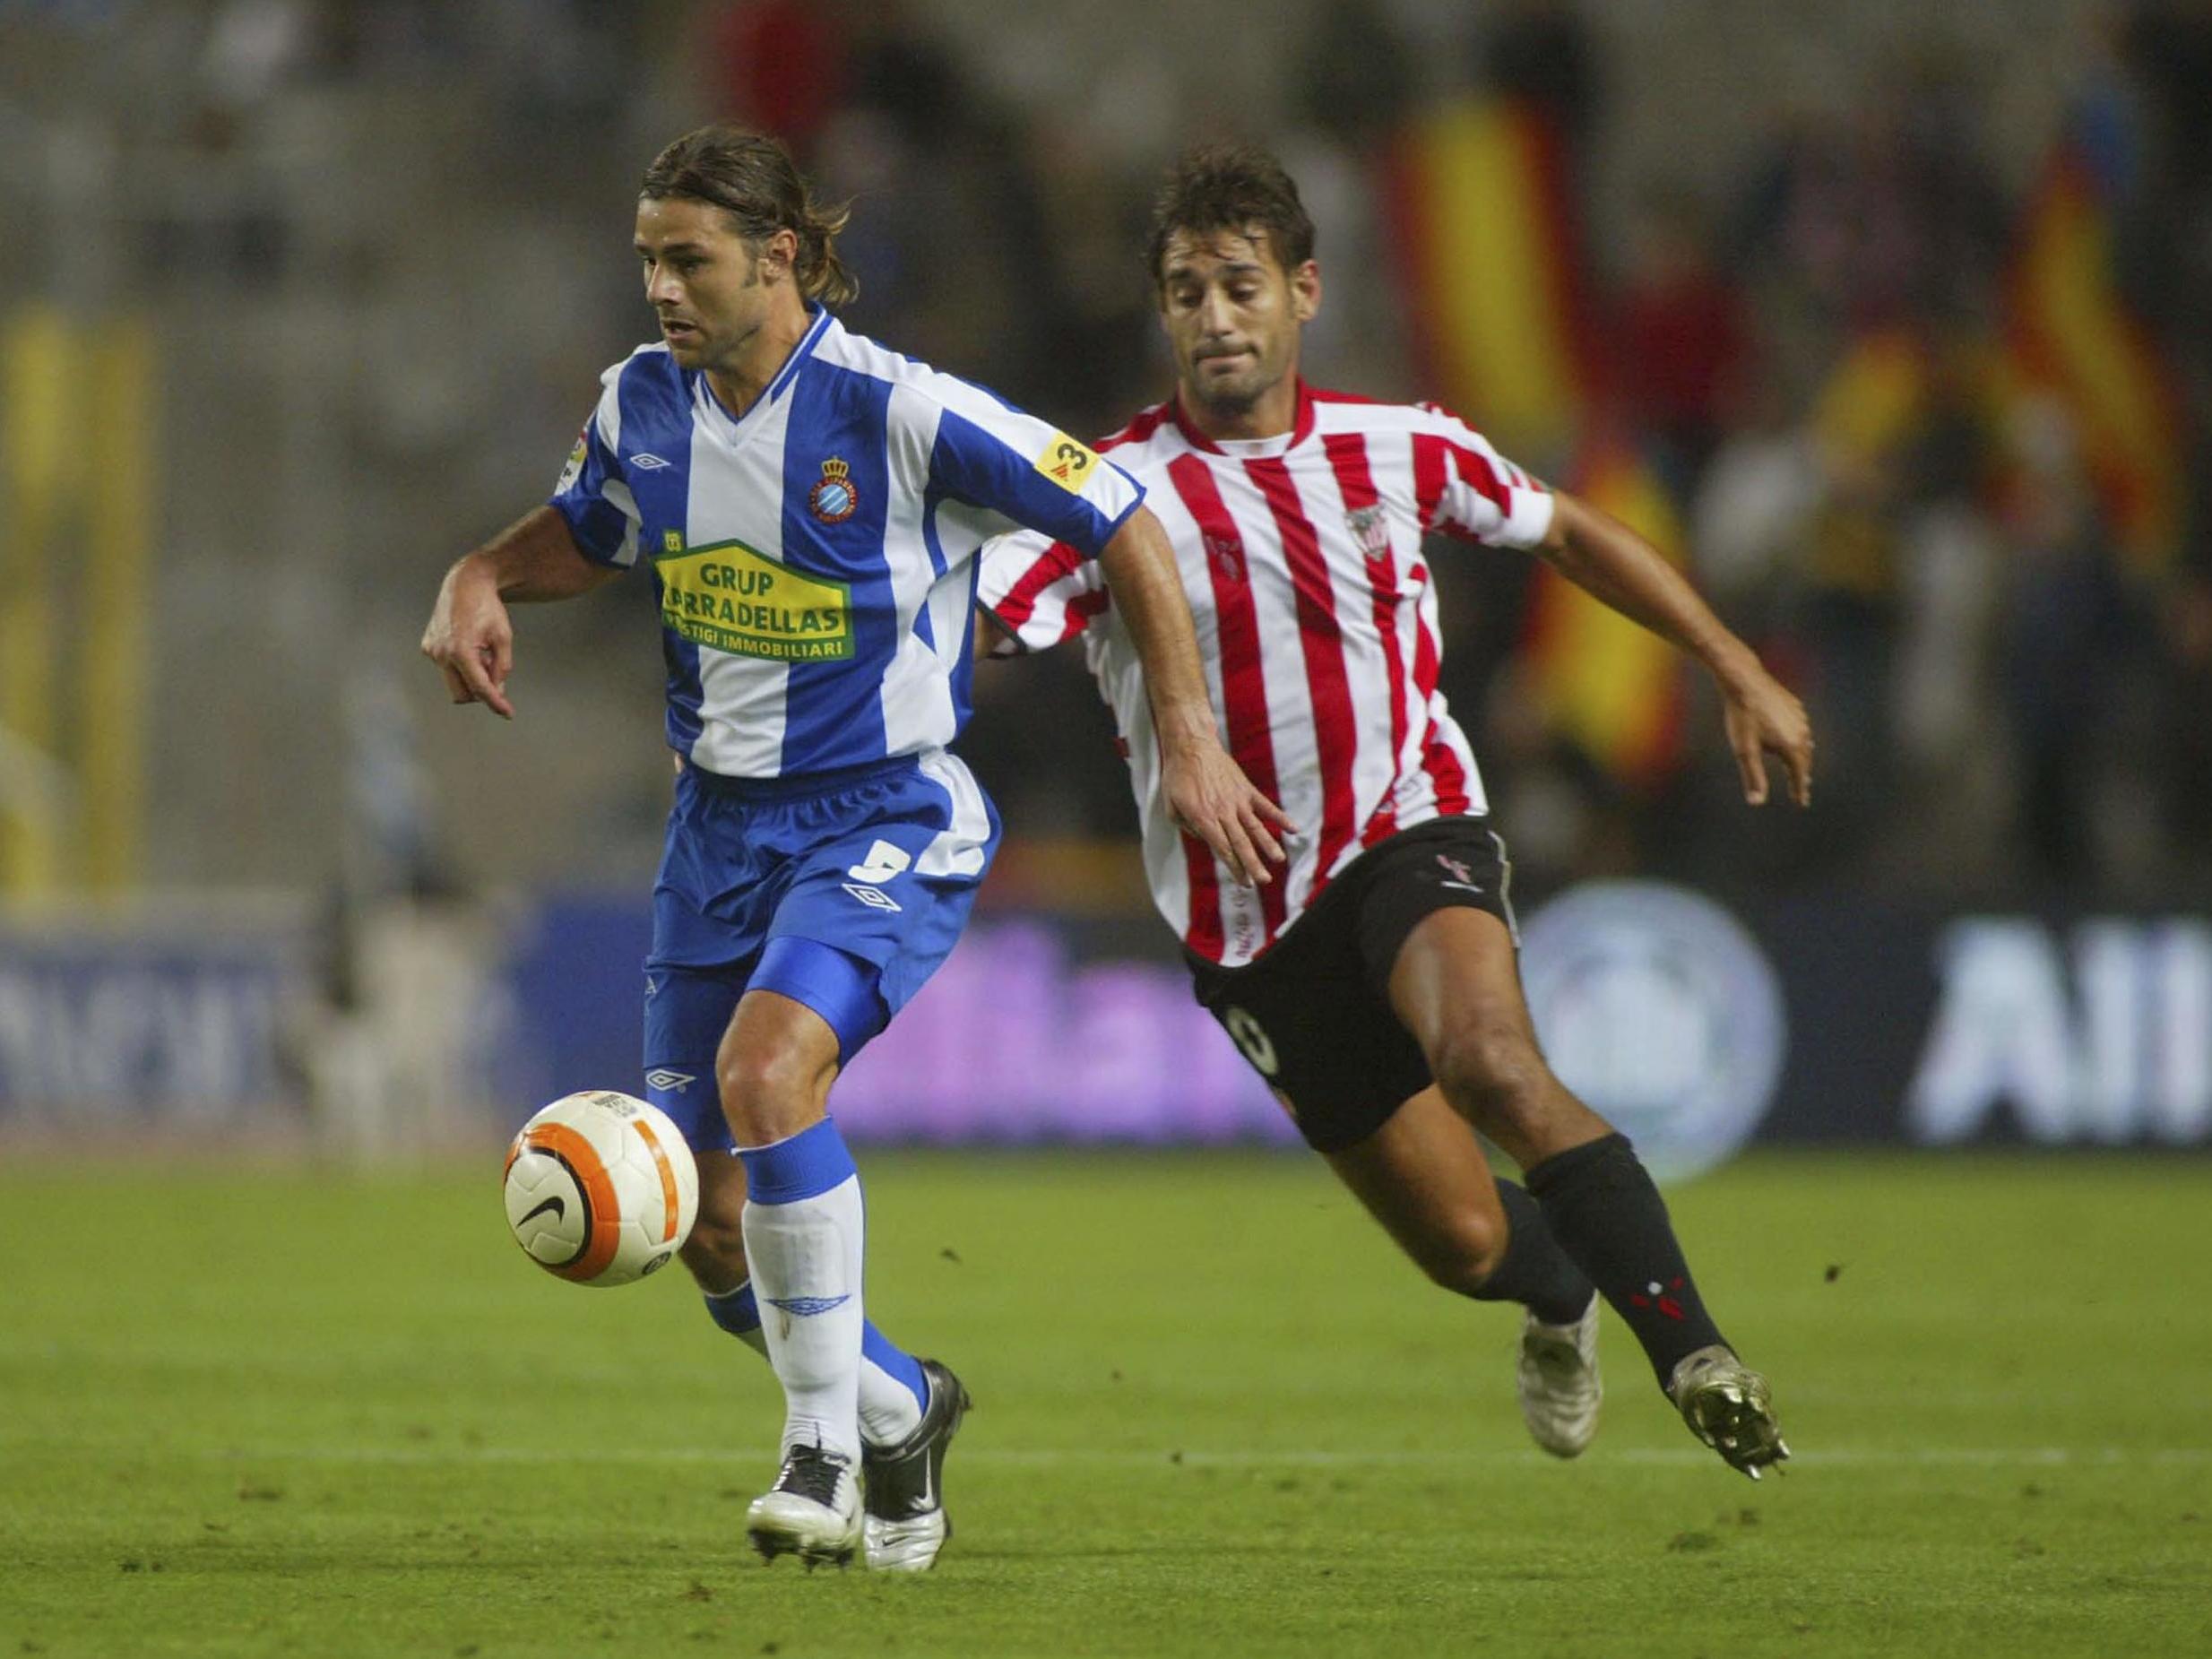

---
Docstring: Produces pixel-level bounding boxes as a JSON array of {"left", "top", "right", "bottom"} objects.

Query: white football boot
[
  {"left": 863, "top": 1359, "right": 972, "bottom": 1571},
  {"left": 746, "top": 1442, "right": 862, "bottom": 1568},
  {"left": 1517, "top": 1295, "right": 1603, "bottom": 1458},
  {"left": 1668, "top": 1344, "right": 1790, "bottom": 1480}
]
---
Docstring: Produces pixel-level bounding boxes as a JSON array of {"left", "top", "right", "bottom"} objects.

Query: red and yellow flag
[
  {"left": 2004, "top": 115, "right": 2185, "bottom": 576},
  {"left": 1812, "top": 327, "right": 1930, "bottom": 467},
  {"left": 1389, "top": 97, "right": 1690, "bottom": 791},
  {"left": 1386, "top": 97, "right": 1594, "bottom": 462},
  {"left": 1521, "top": 439, "right": 1689, "bottom": 792}
]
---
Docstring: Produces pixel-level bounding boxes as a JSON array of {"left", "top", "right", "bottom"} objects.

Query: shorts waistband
[{"left": 679, "top": 752, "right": 920, "bottom": 802}]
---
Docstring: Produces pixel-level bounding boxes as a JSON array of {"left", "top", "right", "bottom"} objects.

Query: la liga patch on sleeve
[
  {"left": 1033, "top": 433, "right": 1101, "bottom": 493},
  {"left": 555, "top": 426, "right": 589, "bottom": 493}
]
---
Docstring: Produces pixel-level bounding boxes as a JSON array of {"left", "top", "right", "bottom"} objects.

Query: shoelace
[{"left": 774, "top": 1445, "right": 848, "bottom": 1507}]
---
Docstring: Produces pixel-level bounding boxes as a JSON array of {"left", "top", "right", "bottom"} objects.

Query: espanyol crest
[{"left": 809, "top": 456, "right": 858, "bottom": 524}]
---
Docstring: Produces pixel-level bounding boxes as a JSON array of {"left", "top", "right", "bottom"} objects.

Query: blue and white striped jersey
[{"left": 549, "top": 307, "right": 1145, "bottom": 778}]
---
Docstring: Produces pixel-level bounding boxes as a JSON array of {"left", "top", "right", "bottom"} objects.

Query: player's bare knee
[
  {"left": 1430, "top": 1024, "right": 1550, "bottom": 1130},
  {"left": 714, "top": 1040, "right": 813, "bottom": 1132},
  {"left": 1416, "top": 1208, "right": 1509, "bottom": 1296}
]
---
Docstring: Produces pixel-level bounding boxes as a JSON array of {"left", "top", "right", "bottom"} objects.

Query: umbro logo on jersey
[
  {"left": 842, "top": 882, "right": 903, "bottom": 912},
  {"left": 644, "top": 1068, "right": 695, "bottom": 1093},
  {"left": 628, "top": 451, "right": 672, "bottom": 470}
]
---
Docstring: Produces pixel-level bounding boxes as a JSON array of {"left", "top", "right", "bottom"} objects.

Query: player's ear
[
  {"left": 1290, "top": 260, "right": 1322, "bottom": 324},
  {"left": 759, "top": 226, "right": 799, "bottom": 282}
]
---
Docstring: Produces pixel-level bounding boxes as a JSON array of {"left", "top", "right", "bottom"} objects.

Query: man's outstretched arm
[
  {"left": 1097, "top": 505, "right": 1295, "bottom": 885},
  {"left": 1537, "top": 491, "right": 1815, "bottom": 807},
  {"left": 420, "top": 505, "right": 620, "bottom": 719}
]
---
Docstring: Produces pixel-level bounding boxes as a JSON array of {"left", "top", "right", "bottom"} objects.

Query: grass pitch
[{"left": 4, "top": 1151, "right": 2209, "bottom": 1658}]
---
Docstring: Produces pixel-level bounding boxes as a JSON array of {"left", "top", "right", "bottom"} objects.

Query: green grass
[{"left": 4, "top": 1152, "right": 2210, "bottom": 1658}]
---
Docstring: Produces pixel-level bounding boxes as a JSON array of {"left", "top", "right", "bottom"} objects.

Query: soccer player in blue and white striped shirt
[{"left": 421, "top": 126, "right": 1289, "bottom": 1571}]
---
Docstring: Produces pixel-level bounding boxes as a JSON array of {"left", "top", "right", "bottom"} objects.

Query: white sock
[
  {"left": 740, "top": 1173, "right": 866, "bottom": 1464},
  {"left": 858, "top": 1347, "right": 925, "bottom": 1446},
  {"left": 702, "top": 1281, "right": 924, "bottom": 1447}
]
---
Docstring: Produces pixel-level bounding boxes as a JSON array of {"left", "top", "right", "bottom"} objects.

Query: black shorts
[{"left": 1187, "top": 817, "right": 1518, "bottom": 1154}]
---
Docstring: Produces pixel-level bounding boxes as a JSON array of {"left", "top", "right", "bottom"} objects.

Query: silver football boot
[
  {"left": 1667, "top": 1344, "right": 1790, "bottom": 1479},
  {"left": 746, "top": 1442, "right": 863, "bottom": 1568},
  {"left": 1517, "top": 1295, "right": 1603, "bottom": 1458},
  {"left": 862, "top": 1359, "right": 972, "bottom": 1572}
]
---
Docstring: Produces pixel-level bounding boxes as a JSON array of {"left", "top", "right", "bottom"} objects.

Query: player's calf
[
  {"left": 1398, "top": 1204, "right": 1507, "bottom": 1295},
  {"left": 1521, "top": 1132, "right": 1734, "bottom": 1390}
]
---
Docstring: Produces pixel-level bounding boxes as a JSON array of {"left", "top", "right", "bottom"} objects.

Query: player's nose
[{"left": 1195, "top": 289, "right": 1238, "bottom": 336}]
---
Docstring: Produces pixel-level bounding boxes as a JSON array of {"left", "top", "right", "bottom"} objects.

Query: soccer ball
[{"left": 502, "top": 1091, "right": 700, "bottom": 1286}]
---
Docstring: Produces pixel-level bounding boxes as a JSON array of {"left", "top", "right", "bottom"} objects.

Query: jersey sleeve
[
  {"left": 920, "top": 376, "right": 1145, "bottom": 557},
  {"left": 975, "top": 526, "right": 1111, "bottom": 654},
  {"left": 547, "top": 364, "right": 642, "bottom": 568},
  {"left": 1416, "top": 402, "right": 1555, "bottom": 549}
]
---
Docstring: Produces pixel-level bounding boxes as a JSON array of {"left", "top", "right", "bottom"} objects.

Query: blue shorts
[{"left": 641, "top": 749, "right": 1000, "bottom": 1154}]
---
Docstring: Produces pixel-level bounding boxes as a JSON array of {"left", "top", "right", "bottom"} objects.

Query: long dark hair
[{"left": 640, "top": 125, "right": 859, "bottom": 307}]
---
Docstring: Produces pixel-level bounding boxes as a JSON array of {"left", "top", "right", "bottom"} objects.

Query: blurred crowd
[
  {"left": 4, "top": 0, "right": 2208, "bottom": 908},
  {"left": 673, "top": 0, "right": 2212, "bottom": 905},
  {"left": 1586, "top": 5, "right": 2212, "bottom": 907},
  {"left": 696, "top": 0, "right": 2212, "bottom": 907}
]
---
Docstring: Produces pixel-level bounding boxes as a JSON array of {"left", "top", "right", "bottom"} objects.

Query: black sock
[
  {"left": 1524, "top": 1133, "right": 1726, "bottom": 1388},
  {"left": 1470, "top": 1178, "right": 1597, "bottom": 1326}
]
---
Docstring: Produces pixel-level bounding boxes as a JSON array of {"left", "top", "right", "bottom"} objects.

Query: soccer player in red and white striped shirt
[{"left": 980, "top": 144, "right": 1814, "bottom": 1477}]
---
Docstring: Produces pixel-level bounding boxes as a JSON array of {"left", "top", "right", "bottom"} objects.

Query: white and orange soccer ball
[{"left": 502, "top": 1091, "right": 700, "bottom": 1286}]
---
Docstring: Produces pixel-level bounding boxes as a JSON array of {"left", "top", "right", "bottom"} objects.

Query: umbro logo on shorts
[
  {"left": 644, "top": 1068, "right": 696, "bottom": 1093},
  {"left": 842, "top": 882, "right": 903, "bottom": 912}
]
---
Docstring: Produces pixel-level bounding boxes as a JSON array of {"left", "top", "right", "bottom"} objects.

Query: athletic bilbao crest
[
  {"left": 808, "top": 456, "right": 859, "bottom": 524},
  {"left": 1346, "top": 505, "right": 1391, "bottom": 562},
  {"left": 1204, "top": 531, "right": 1245, "bottom": 583}
]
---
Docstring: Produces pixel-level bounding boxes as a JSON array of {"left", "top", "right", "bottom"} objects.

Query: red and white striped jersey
[{"left": 977, "top": 383, "right": 1554, "bottom": 968}]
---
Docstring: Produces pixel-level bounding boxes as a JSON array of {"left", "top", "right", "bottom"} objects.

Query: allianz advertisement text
[{"left": 3, "top": 891, "right": 2209, "bottom": 1159}]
